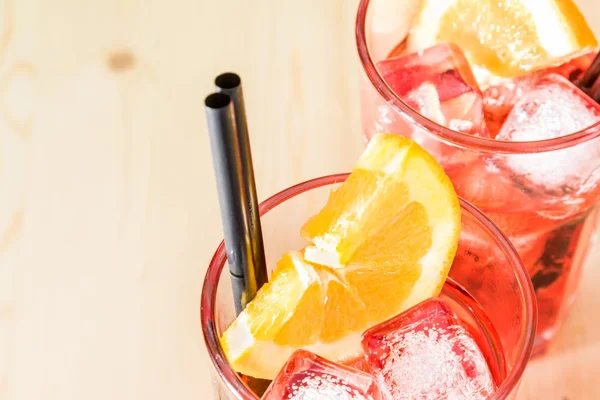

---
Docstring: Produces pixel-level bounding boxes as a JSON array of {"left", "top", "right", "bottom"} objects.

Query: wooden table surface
[{"left": 1, "top": 0, "right": 599, "bottom": 399}]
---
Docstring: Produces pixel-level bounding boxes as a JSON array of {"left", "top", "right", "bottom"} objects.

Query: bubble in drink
[
  {"left": 376, "top": 43, "right": 488, "bottom": 136},
  {"left": 262, "top": 350, "right": 382, "bottom": 400},
  {"left": 361, "top": 298, "right": 496, "bottom": 400},
  {"left": 497, "top": 73, "right": 600, "bottom": 196}
]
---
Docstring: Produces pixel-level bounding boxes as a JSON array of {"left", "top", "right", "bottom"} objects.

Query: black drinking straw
[
  {"left": 214, "top": 72, "right": 268, "bottom": 298},
  {"left": 577, "top": 52, "right": 600, "bottom": 102},
  {"left": 205, "top": 88, "right": 268, "bottom": 315},
  {"left": 578, "top": 52, "right": 600, "bottom": 90}
]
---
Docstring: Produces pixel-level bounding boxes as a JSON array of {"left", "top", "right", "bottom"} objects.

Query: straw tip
[
  {"left": 205, "top": 92, "right": 231, "bottom": 109},
  {"left": 215, "top": 72, "right": 241, "bottom": 90}
]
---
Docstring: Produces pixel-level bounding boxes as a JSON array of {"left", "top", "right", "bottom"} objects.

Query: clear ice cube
[
  {"left": 483, "top": 76, "right": 536, "bottom": 137},
  {"left": 377, "top": 43, "right": 488, "bottom": 136},
  {"left": 483, "top": 51, "right": 597, "bottom": 136},
  {"left": 497, "top": 73, "right": 600, "bottom": 196},
  {"left": 444, "top": 157, "right": 531, "bottom": 212},
  {"left": 361, "top": 298, "right": 496, "bottom": 400},
  {"left": 262, "top": 349, "right": 382, "bottom": 400}
]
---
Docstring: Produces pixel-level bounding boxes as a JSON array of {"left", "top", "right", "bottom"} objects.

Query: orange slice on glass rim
[{"left": 220, "top": 134, "right": 461, "bottom": 379}]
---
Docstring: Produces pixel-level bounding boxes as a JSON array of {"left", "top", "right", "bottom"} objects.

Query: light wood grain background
[{"left": 0, "top": 0, "right": 599, "bottom": 399}]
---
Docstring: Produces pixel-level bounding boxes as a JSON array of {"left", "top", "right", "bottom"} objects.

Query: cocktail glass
[
  {"left": 201, "top": 174, "right": 536, "bottom": 399},
  {"left": 356, "top": 0, "right": 600, "bottom": 355}
]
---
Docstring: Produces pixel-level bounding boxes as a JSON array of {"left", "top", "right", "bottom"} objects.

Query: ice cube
[
  {"left": 483, "top": 51, "right": 597, "bottom": 136},
  {"left": 262, "top": 349, "right": 382, "bottom": 400},
  {"left": 482, "top": 76, "right": 536, "bottom": 137},
  {"left": 497, "top": 73, "right": 600, "bottom": 196},
  {"left": 377, "top": 43, "right": 488, "bottom": 136},
  {"left": 444, "top": 157, "right": 531, "bottom": 212},
  {"left": 361, "top": 298, "right": 496, "bottom": 400}
]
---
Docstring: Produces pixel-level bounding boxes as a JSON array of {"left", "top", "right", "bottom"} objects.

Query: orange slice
[
  {"left": 406, "top": 0, "right": 598, "bottom": 83},
  {"left": 220, "top": 134, "right": 461, "bottom": 379}
]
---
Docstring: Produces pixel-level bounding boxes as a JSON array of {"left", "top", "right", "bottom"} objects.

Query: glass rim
[
  {"left": 200, "top": 173, "right": 537, "bottom": 400},
  {"left": 355, "top": 0, "right": 600, "bottom": 154}
]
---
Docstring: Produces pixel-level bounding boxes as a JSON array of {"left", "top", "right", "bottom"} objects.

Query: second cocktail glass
[{"left": 356, "top": 0, "right": 600, "bottom": 355}]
